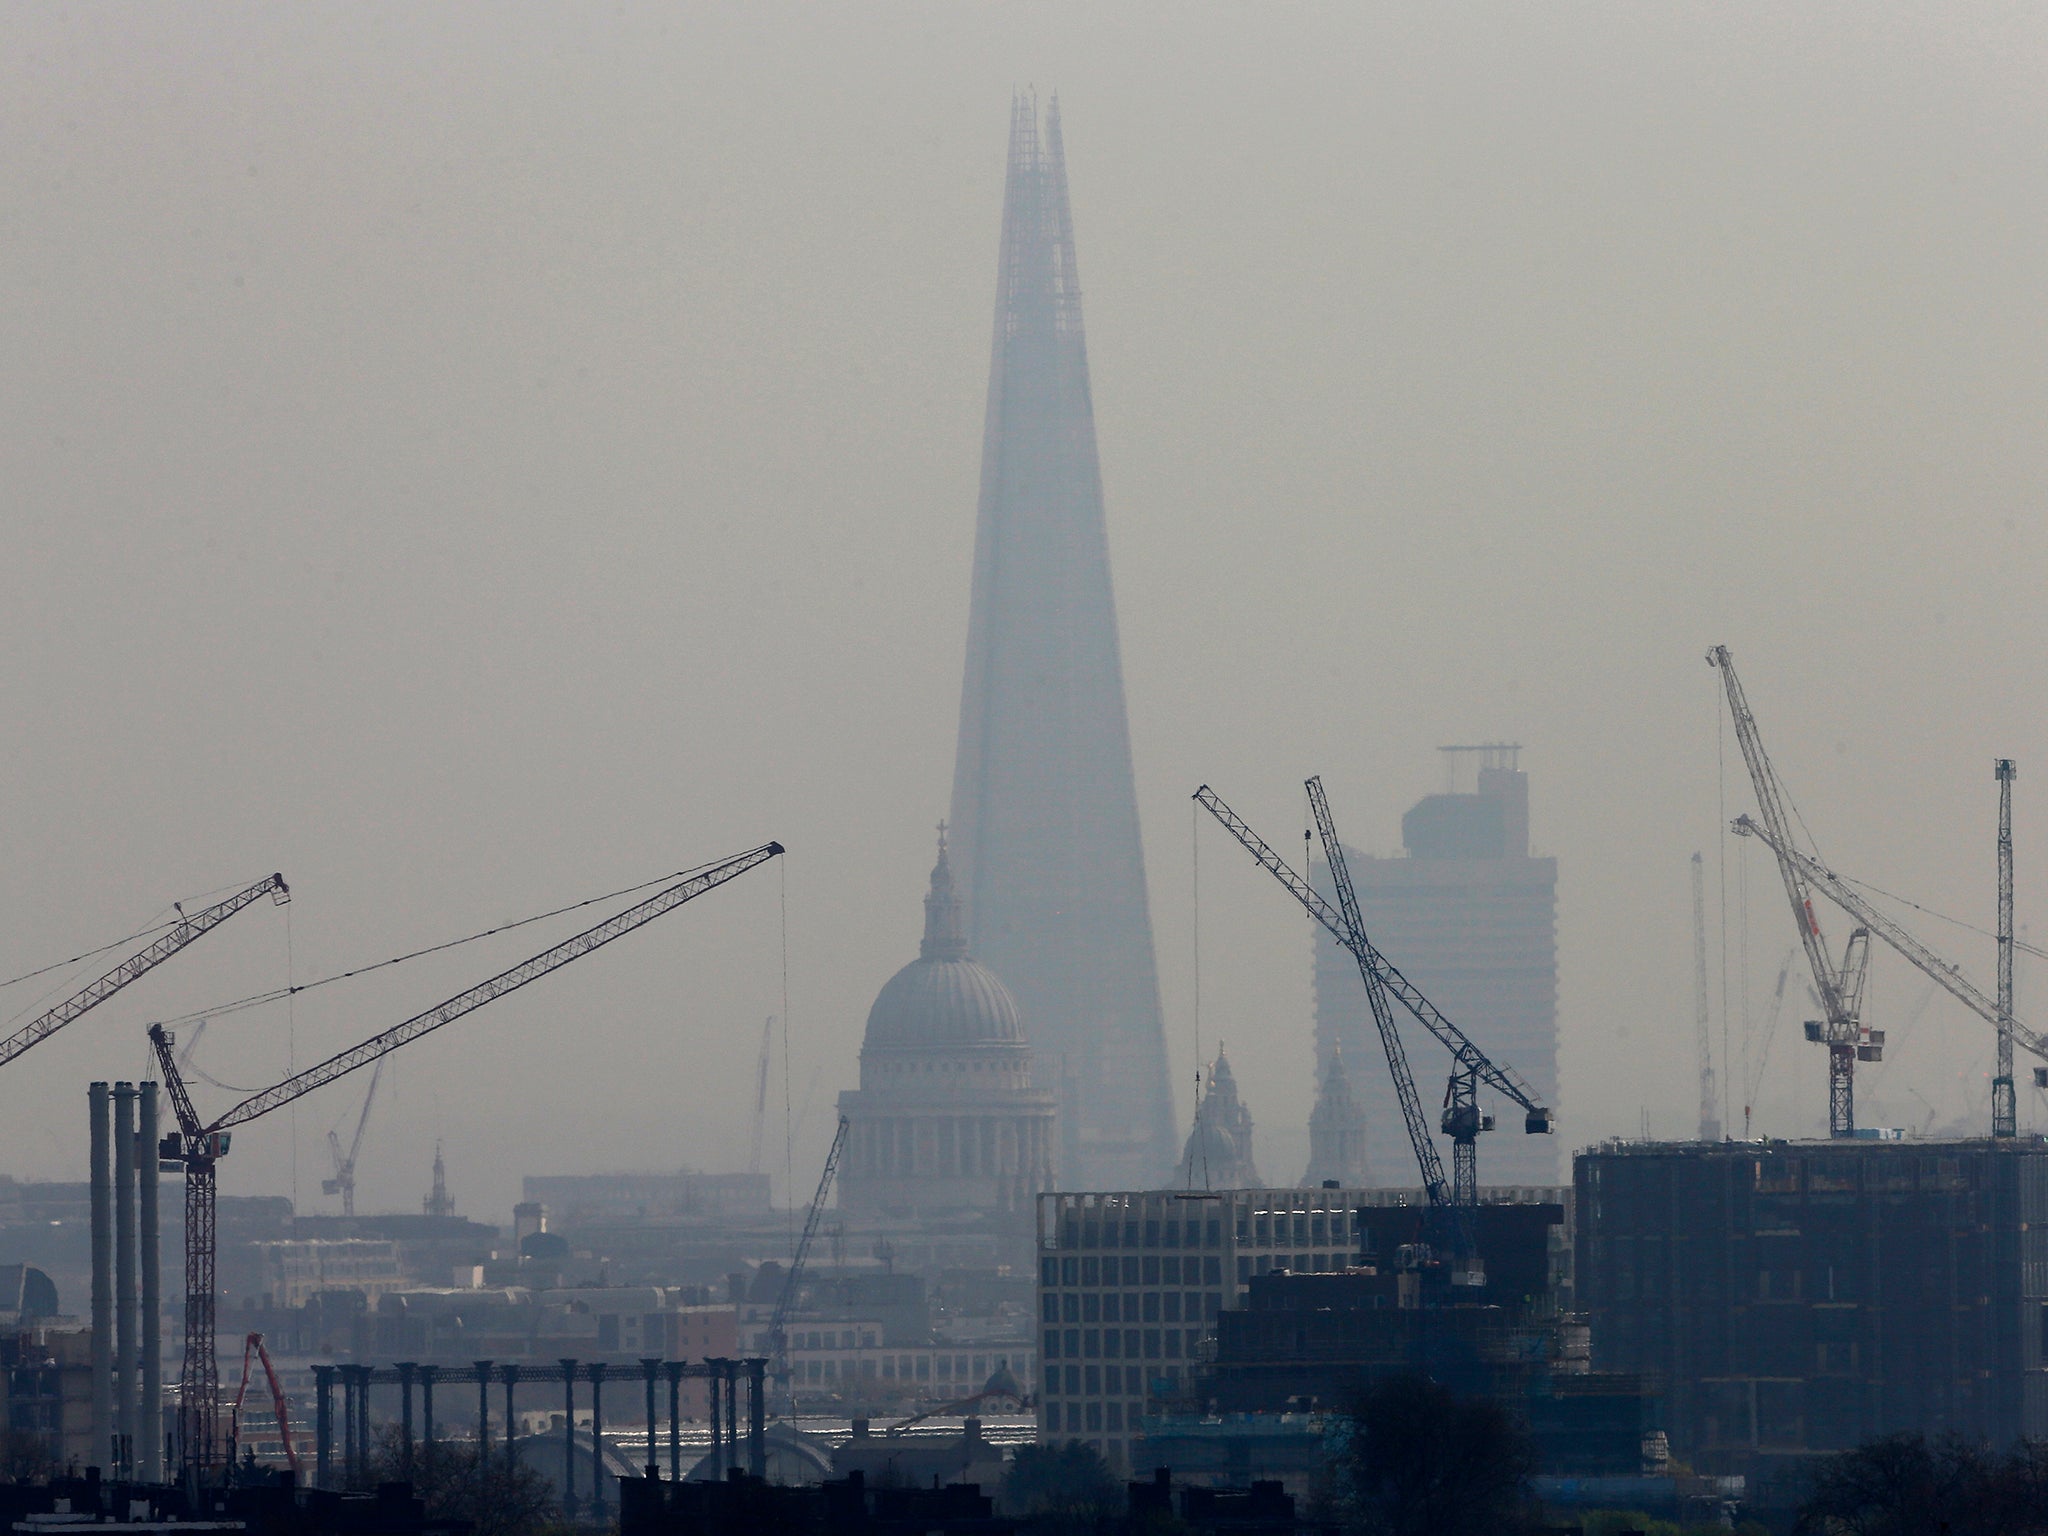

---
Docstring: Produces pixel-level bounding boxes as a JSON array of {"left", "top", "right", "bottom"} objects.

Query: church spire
[{"left": 921, "top": 822, "right": 968, "bottom": 961}]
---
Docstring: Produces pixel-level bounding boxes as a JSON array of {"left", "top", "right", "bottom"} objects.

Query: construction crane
[
  {"left": 1708, "top": 646, "right": 1877, "bottom": 1137},
  {"left": 226, "top": 1332, "right": 297, "bottom": 1477},
  {"left": 1195, "top": 781, "right": 1552, "bottom": 1283},
  {"left": 748, "top": 1017, "right": 774, "bottom": 1177},
  {"left": 321, "top": 1062, "right": 383, "bottom": 1217},
  {"left": 0, "top": 873, "right": 288, "bottom": 1070},
  {"left": 1733, "top": 782, "right": 2045, "bottom": 1133},
  {"left": 150, "top": 841, "right": 782, "bottom": 1475},
  {"left": 768, "top": 1115, "right": 849, "bottom": 1403},
  {"left": 1691, "top": 854, "right": 1721, "bottom": 1140},
  {"left": 1998, "top": 760, "right": 2017, "bottom": 1136}
]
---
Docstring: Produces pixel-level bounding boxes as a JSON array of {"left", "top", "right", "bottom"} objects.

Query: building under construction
[{"left": 1575, "top": 1137, "right": 2048, "bottom": 1478}]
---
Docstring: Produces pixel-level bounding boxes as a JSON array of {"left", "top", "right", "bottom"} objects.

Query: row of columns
[
  {"left": 853, "top": 1112, "right": 1052, "bottom": 1180},
  {"left": 311, "top": 1357, "right": 769, "bottom": 1513}
]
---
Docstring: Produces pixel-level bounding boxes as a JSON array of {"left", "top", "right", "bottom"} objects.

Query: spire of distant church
[
  {"left": 1181, "top": 1043, "right": 1263, "bottom": 1190},
  {"left": 921, "top": 822, "right": 969, "bottom": 962},
  {"left": 1304, "top": 1044, "right": 1371, "bottom": 1189}
]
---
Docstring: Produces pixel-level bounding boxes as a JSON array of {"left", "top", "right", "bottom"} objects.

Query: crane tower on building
[
  {"left": 150, "top": 841, "right": 783, "bottom": 1476},
  {"left": 1732, "top": 766, "right": 2033, "bottom": 1136},
  {"left": 1194, "top": 779, "right": 1551, "bottom": 1285},
  {"left": 1708, "top": 646, "right": 1876, "bottom": 1137},
  {"left": 748, "top": 1017, "right": 773, "bottom": 1178},
  {"left": 1691, "top": 854, "right": 1721, "bottom": 1141},
  {"left": 0, "top": 873, "right": 289, "bottom": 1071},
  {"left": 321, "top": 1063, "right": 382, "bottom": 1218},
  {"left": 767, "top": 1114, "right": 849, "bottom": 1405}
]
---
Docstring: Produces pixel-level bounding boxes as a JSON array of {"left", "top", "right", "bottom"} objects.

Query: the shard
[{"left": 947, "top": 95, "right": 1176, "bottom": 1189}]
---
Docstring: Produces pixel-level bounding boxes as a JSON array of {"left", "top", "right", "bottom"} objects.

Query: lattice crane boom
[
  {"left": 1708, "top": 647, "right": 1874, "bottom": 1135},
  {"left": 1193, "top": 785, "right": 1551, "bottom": 1119},
  {"left": 1733, "top": 810, "right": 2048, "bottom": 1068},
  {"left": 768, "top": 1115, "right": 849, "bottom": 1398},
  {"left": 149, "top": 840, "right": 783, "bottom": 1475},
  {"left": 0, "top": 873, "right": 289, "bottom": 1070}
]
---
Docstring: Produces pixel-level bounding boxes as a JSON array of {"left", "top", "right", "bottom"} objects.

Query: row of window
[
  {"left": 1044, "top": 1291, "right": 1221, "bottom": 1326},
  {"left": 1045, "top": 1254, "right": 1225, "bottom": 1288},
  {"left": 794, "top": 1352, "right": 1008, "bottom": 1384},
  {"left": 1043, "top": 1361, "right": 1178, "bottom": 1399},
  {"left": 1046, "top": 1399, "right": 1131, "bottom": 1433},
  {"left": 1044, "top": 1327, "right": 1202, "bottom": 1362},
  {"left": 1051, "top": 1212, "right": 1362, "bottom": 1254}
]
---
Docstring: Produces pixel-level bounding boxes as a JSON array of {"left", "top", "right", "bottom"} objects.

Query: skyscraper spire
[{"left": 948, "top": 95, "right": 1176, "bottom": 1187}]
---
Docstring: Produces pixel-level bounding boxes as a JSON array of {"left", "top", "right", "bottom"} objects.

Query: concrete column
[
  {"left": 112, "top": 1082, "right": 137, "bottom": 1477},
  {"left": 472, "top": 1361, "right": 492, "bottom": 1482},
  {"left": 746, "top": 1358, "right": 766, "bottom": 1479},
  {"left": 500, "top": 1364, "right": 519, "bottom": 1469},
  {"left": 664, "top": 1362, "right": 683, "bottom": 1482},
  {"left": 587, "top": 1363, "right": 607, "bottom": 1519},
  {"left": 397, "top": 1363, "right": 415, "bottom": 1478},
  {"left": 88, "top": 1082, "right": 112, "bottom": 1474},
  {"left": 419, "top": 1366, "right": 437, "bottom": 1473},
  {"left": 557, "top": 1359, "right": 577, "bottom": 1518},
  {"left": 313, "top": 1366, "right": 335, "bottom": 1489},
  {"left": 138, "top": 1083, "right": 162, "bottom": 1482},
  {"left": 639, "top": 1358, "right": 660, "bottom": 1479}
]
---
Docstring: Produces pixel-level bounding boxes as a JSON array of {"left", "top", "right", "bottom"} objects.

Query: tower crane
[
  {"left": 149, "top": 841, "right": 782, "bottom": 1475},
  {"left": 0, "top": 873, "right": 288, "bottom": 1070},
  {"left": 767, "top": 1114, "right": 848, "bottom": 1405},
  {"left": 321, "top": 1062, "right": 383, "bottom": 1217},
  {"left": 1194, "top": 780, "right": 1552, "bottom": 1283},
  {"left": 1708, "top": 646, "right": 1876, "bottom": 1137},
  {"left": 1691, "top": 854, "right": 1721, "bottom": 1140},
  {"left": 1732, "top": 776, "right": 2039, "bottom": 1134}
]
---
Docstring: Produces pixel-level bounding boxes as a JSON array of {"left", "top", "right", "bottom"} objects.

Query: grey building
[
  {"left": 1034, "top": 1185, "right": 1565, "bottom": 1471},
  {"left": 1576, "top": 1138, "right": 2048, "bottom": 1478},
  {"left": 947, "top": 95, "right": 1176, "bottom": 1190},
  {"left": 1315, "top": 751, "right": 1559, "bottom": 1186}
]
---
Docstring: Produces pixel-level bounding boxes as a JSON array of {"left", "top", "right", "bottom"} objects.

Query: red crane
[
  {"left": 0, "top": 873, "right": 288, "bottom": 1070},
  {"left": 228, "top": 1332, "right": 298, "bottom": 1476},
  {"left": 151, "top": 841, "right": 783, "bottom": 1475}
]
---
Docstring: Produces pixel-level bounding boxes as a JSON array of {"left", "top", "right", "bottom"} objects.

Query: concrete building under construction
[{"left": 1575, "top": 1137, "right": 2048, "bottom": 1478}]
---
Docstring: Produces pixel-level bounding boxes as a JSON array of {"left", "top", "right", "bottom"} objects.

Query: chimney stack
[{"left": 88, "top": 1082, "right": 112, "bottom": 1472}]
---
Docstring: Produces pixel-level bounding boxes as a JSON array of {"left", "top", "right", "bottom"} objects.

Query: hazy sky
[{"left": 3, "top": 4, "right": 2045, "bottom": 1218}]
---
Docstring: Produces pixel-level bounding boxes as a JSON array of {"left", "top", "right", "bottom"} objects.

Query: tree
[
  {"left": 364, "top": 1425, "right": 568, "bottom": 1536},
  {"left": 1003, "top": 1439, "right": 1121, "bottom": 1523},
  {"left": 1797, "top": 1433, "right": 2048, "bottom": 1536},
  {"left": 1335, "top": 1374, "right": 1535, "bottom": 1536}
]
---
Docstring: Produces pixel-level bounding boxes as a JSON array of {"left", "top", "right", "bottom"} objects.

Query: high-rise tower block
[{"left": 947, "top": 95, "right": 1175, "bottom": 1186}]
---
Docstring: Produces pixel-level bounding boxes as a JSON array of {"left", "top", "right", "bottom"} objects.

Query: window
[
  {"left": 1086, "top": 1403, "right": 1103, "bottom": 1432},
  {"left": 1162, "top": 1220, "right": 1179, "bottom": 1249},
  {"left": 1044, "top": 1330, "right": 1059, "bottom": 1361},
  {"left": 1164, "top": 1294, "right": 1182, "bottom": 1322},
  {"left": 1103, "top": 1329, "right": 1121, "bottom": 1358},
  {"left": 1142, "top": 1256, "right": 1160, "bottom": 1285},
  {"left": 1124, "top": 1257, "right": 1141, "bottom": 1285},
  {"left": 1062, "top": 1257, "right": 1079, "bottom": 1286},
  {"left": 1082, "top": 1294, "right": 1100, "bottom": 1323},
  {"left": 1082, "top": 1221, "right": 1098, "bottom": 1248},
  {"left": 1107, "top": 1403, "right": 1124, "bottom": 1431},
  {"left": 1144, "top": 1221, "right": 1160, "bottom": 1246},
  {"left": 1144, "top": 1330, "right": 1161, "bottom": 1359},
  {"left": 1103, "top": 1294, "right": 1121, "bottom": 1323},
  {"left": 1142, "top": 1293, "right": 1160, "bottom": 1322},
  {"left": 1065, "top": 1329, "right": 1080, "bottom": 1358},
  {"left": 1166, "top": 1330, "right": 1183, "bottom": 1358},
  {"left": 1084, "top": 1365, "right": 1100, "bottom": 1395},
  {"left": 1161, "top": 1256, "right": 1179, "bottom": 1284},
  {"left": 1042, "top": 1258, "right": 1058, "bottom": 1287},
  {"left": 1204, "top": 1256, "right": 1222, "bottom": 1285},
  {"left": 1063, "top": 1294, "right": 1079, "bottom": 1323},
  {"left": 1042, "top": 1294, "right": 1058, "bottom": 1323},
  {"left": 1045, "top": 1403, "right": 1061, "bottom": 1432},
  {"left": 1084, "top": 1330, "right": 1100, "bottom": 1359},
  {"left": 1082, "top": 1257, "right": 1100, "bottom": 1287},
  {"left": 1206, "top": 1220, "right": 1221, "bottom": 1247},
  {"left": 1104, "top": 1365, "right": 1121, "bottom": 1392}
]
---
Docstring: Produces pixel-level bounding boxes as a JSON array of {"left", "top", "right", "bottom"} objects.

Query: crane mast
[
  {"left": 1997, "top": 760, "right": 2016, "bottom": 1137},
  {"left": 1708, "top": 646, "right": 1875, "bottom": 1136},
  {"left": 1691, "top": 854, "right": 1721, "bottom": 1140},
  {"left": 150, "top": 841, "right": 782, "bottom": 1475},
  {"left": 322, "top": 1062, "right": 383, "bottom": 1217},
  {"left": 0, "top": 873, "right": 288, "bottom": 1070}
]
